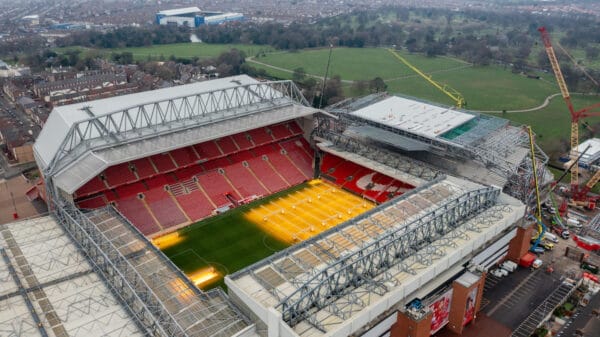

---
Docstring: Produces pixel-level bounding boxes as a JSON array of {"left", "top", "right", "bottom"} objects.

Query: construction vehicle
[
  {"left": 538, "top": 27, "right": 600, "bottom": 203},
  {"left": 387, "top": 48, "right": 466, "bottom": 108}
]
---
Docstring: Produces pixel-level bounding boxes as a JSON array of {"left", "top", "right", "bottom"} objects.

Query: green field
[
  {"left": 159, "top": 185, "right": 298, "bottom": 290},
  {"left": 55, "top": 43, "right": 274, "bottom": 61}
]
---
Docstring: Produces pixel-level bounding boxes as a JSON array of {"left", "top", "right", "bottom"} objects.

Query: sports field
[{"left": 156, "top": 179, "right": 374, "bottom": 289}]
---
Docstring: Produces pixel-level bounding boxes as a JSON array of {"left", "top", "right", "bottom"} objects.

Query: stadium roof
[
  {"left": 0, "top": 216, "right": 142, "bottom": 336},
  {"left": 157, "top": 7, "right": 201, "bottom": 16},
  {"left": 227, "top": 176, "right": 525, "bottom": 336},
  {"left": 34, "top": 75, "right": 317, "bottom": 194},
  {"left": 349, "top": 96, "right": 475, "bottom": 138}
]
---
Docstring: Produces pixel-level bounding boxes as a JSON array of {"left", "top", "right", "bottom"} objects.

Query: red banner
[{"left": 429, "top": 289, "right": 453, "bottom": 334}]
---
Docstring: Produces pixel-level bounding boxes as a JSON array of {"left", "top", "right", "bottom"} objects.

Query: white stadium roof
[
  {"left": 157, "top": 7, "right": 201, "bottom": 16},
  {"left": 0, "top": 216, "right": 142, "bottom": 336},
  {"left": 575, "top": 138, "right": 600, "bottom": 166},
  {"left": 350, "top": 96, "right": 475, "bottom": 138},
  {"left": 227, "top": 175, "right": 524, "bottom": 336},
  {"left": 34, "top": 75, "right": 316, "bottom": 194}
]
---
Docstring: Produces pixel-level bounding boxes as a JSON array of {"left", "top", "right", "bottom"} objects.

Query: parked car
[
  {"left": 490, "top": 269, "right": 504, "bottom": 278},
  {"left": 532, "top": 259, "right": 543, "bottom": 269},
  {"left": 532, "top": 246, "right": 545, "bottom": 254}
]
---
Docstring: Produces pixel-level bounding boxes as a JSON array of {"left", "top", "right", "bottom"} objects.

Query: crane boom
[
  {"left": 538, "top": 27, "right": 580, "bottom": 187},
  {"left": 387, "top": 48, "right": 465, "bottom": 108}
]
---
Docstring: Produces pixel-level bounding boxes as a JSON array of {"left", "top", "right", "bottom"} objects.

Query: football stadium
[{"left": 0, "top": 75, "right": 548, "bottom": 336}]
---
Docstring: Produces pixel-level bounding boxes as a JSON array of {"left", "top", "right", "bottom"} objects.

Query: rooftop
[
  {"left": 157, "top": 7, "right": 202, "bottom": 16},
  {"left": 34, "top": 75, "right": 315, "bottom": 194},
  {"left": 227, "top": 175, "right": 524, "bottom": 336},
  {"left": 349, "top": 96, "right": 475, "bottom": 138},
  {"left": 0, "top": 216, "right": 142, "bottom": 336},
  {"left": 575, "top": 138, "right": 600, "bottom": 165}
]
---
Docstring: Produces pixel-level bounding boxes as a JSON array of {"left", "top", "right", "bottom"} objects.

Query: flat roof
[
  {"left": 350, "top": 96, "right": 476, "bottom": 138},
  {"left": 227, "top": 176, "right": 525, "bottom": 336},
  {"left": 0, "top": 216, "right": 142, "bottom": 336},
  {"left": 576, "top": 138, "right": 600, "bottom": 165},
  {"left": 35, "top": 75, "right": 259, "bottom": 170},
  {"left": 157, "top": 7, "right": 201, "bottom": 16}
]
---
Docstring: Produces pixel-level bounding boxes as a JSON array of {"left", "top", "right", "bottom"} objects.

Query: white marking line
[{"left": 487, "top": 269, "right": 540, "bottom": 316}]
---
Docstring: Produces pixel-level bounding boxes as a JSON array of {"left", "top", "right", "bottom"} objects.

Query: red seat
[
  {"left": 270, "top": 123, "right": 293, "bottom": 140},
  {"left": 231, "top": 132, "right": 253, "bottom": 150},
  {"left": 202, "top": 157, "right": 230, "bottom": 171},
  {"left": 131, "top": 158, "right": 157, "bottom": 179},
  {"left": 146, "top": 196, "right": 188, "bottom": 229},
  {"left": 247, "top": 128, "right": 273, "bottom": 145},
  {"left": 175, "top": 165, "right": 204, "bottom": 181},
  {"left": 247, "top": 157, "right": 288, "bottom": 193},
  {"left": 150, "top": 153, "right": 176, "bottom": 173},
  {"left": 116, "top": 197, "right": 160, "bottom": 235},
  {"left": 176, "top": 190, "right": 214, "bottom": 221},
  {"left": 228, "top": 150, "right": 255, "bottom": 163},
  {"left": 170, "top": 147, "right": 199, "bottom": 167},
  {"left": 75, "top": 176, "right": 107, "bottom": 198},
  {"left": 253, "top": 144, "right": 276, "bottom": 157},
  {"left": 104, "top": 163, "right": 137, "bottom": 188},
  {"left": 76, "top": 195, "right": 107, "bottom": 209},
  {"left": 268, "top": 152, "right": 308, "bottom": 185},
  {"left": 224, "top": 163, "right": 268, "bottom": 198},
  {"left": 197, "top": 171, "right": 240, "bottom": 207},
  {"left": 288, "top": 121, "right": 303, "bottom": 135},
  {"left": 216, "top": 137, "right": 239, "bottom": 155},
  {"left": 146, "top": 175, "right": 169, "bottom": 189},
  {"left": 115, "top": 181, "right": 147, "bottom": 199},
  {"left": 194, "top": 140, "right": 222, "bottom": 160}
]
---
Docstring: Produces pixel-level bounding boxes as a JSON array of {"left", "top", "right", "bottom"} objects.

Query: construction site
[{"left": 0, "top": 27, "right": 599, "bottom": 337}]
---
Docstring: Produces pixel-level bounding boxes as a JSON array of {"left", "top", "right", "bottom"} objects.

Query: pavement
[
  {"left": 555, "top": 291, "right": 600, "bottom": 337},
  {"left": 0, "top": 175, "right": 47, "bottom": 225},
  {"left": 483, "top": 267, "right": 563, "bottom": 330}
]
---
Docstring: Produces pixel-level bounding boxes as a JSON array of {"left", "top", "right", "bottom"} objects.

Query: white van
[
  {"left": 544, "top": 232, "right": 559, "bottom": 243},
  {"left": 501, "top": 260, "right": 518, "bottom": 272}
]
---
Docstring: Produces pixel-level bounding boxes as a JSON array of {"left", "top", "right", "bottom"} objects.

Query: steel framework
[
  {"left": 51, "top": 188, "right": 249, "bottom": 336},
  {"left": 318, "top": 130, "right": 441, "bottom": 181},
  {"left": 45, "top": 80, "right": 308, "bottom": 177},
  {"left": 277, "top": 185, "right": 500, "bottom": 328}
]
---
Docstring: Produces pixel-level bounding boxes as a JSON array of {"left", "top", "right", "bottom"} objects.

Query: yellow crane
[{"left": 387, "top": 48, "right": 466, "bottom": 108}]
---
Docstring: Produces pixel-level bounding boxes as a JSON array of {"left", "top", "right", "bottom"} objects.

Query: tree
[
  {"left": 369, "top": 77, "right": 387, "bottom": 93},
  {"left": 352, "top": 80, "right": 369, "bottom": 95},
  {"left": 292, "top": 67, "right": 306, "bottom": 83},
  {"left": 585, "top": 46, "right": 600, "bottom": 60}
]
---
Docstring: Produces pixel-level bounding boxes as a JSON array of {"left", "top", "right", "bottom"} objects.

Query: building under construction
[{"left": 1, "top": 76, "right": 547, "bottom": 337}]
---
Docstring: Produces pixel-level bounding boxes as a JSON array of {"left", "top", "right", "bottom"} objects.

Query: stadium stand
[
  {"left": 216, "top": 136, "right": 239, "bottom": 155},
  {"left": 224, "top": 163, "right": 268, "bottom": 198},
  {"left": 320, "top": 153, "right": 414, "bottom": 203},
  {"left": 115, "top": 196, "right": 161, "bottom": 235},
  {"left": 72, "top": 121, "right": 312, "bottom": 235},
  {"left": 131, "top": 157, "right": 157, "bottom": 179},
  {"left": 150, "top": 153, "right": 177, "bottom": 172},
  {"left": 247, "top": 157, "right": 289, "bottom": 193},
  {"left": 104, "top": 163, "right": 137, "bottom": 187}
]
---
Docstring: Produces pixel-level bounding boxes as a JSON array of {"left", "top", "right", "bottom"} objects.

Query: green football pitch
[{"left": 157, "top": 180, "right": 373, "bottom": 290}]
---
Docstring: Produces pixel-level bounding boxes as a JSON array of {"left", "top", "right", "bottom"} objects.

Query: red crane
[{"left": 538, "top": 27, "right": 600, "bottom": 199}]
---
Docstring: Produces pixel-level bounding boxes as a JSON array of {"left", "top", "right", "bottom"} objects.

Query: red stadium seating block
[
  {"left": 224, "top": 163, "right": 268, "bottom": 198},
  {"left": 115, "top": 181, "right": 147, "bottom": 199},
  {"left": 75, "top": 176, "right": 107, "bottom": 198},
  {"left": 104, "top": 163, "right": 137, "bottom": 188},
  {"left": 197, "top": 171, "right": 240, "bottom": 207},
  {"left": 247, "top": 157, "right": 289, "bottom": 193},
  {"left": 150, "top": 153, "right": 177, "bottom": 173},
  {"left": 116, "top": 197, "right": 160, "bottom": 235},
  {"left": 268, "top": 152, "right": 307, "bottom": 185},
  {"left": 231, "top": 132, "right": 253, "bottom": 150},
  {"left": 247, "top": 128, "right": 274, "bottom": 146},
  {"left": 269, "top": 123, "right": 293, "bottom": 140},
  {"left": 131, "top": 158, "right": 157, "bottom": 179},
  {"left": 170, "top": 147, "right": 199, "bottom": 167},
  {"left": 194, "top": 141, "right": 223, "bottom": 160},
  {"left": 76, "top": 195, "right": 107, "bottom": 209},
  {"left": 216, "top": 137, "right": 239, "bottom": 155},
  {"left": 176, "top": 190, "right": 214, "bottom": 221}
]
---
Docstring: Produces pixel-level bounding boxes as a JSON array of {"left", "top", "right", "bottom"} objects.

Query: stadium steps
[
  {"left": 169, "top": 183, "right": 186, "bottom": 197},
  {"left": 182, "top": 179, "right": 199, "bottom": 193}
]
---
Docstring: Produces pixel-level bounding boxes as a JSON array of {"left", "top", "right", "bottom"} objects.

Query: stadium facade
[
  {"left": 1, "top": 75, "right": 546, "bottom": 336},
  {"left": 155, "top": 7, "right": 244, "bottom": 27}
]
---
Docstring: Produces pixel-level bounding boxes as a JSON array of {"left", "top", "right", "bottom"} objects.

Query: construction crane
[
  {"left": 527, "top": 125, "right": 546, "bottom": 251},
  {"left": 387, "top": 48, "right": 466, "bottom": 108},
  {"left": 538, "top": 27, "right": 600, "bottom": 195}
]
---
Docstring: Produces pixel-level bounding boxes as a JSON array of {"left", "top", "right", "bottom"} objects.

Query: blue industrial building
[{"left": 156, "top": 7, "right": 244, "bottom": 27}]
